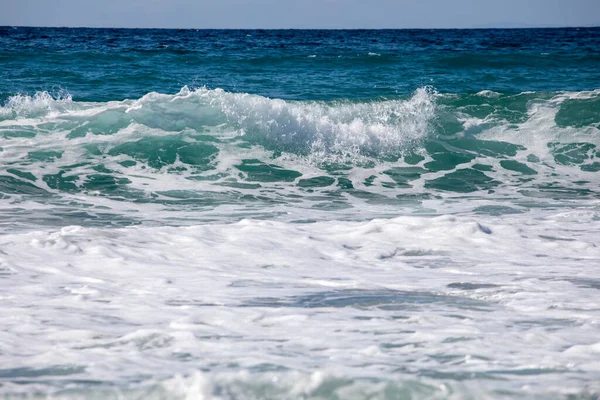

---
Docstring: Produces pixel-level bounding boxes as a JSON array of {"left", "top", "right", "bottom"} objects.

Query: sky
[{"left": 1, "top": 0, "right": 599, "bottom": 29}]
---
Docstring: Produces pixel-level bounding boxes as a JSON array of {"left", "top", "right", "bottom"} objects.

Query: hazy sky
[{"left": 1, "top": 0, "right": 599, "bottom": 29}]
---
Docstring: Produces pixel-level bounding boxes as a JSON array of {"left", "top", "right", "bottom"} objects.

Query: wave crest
[
  {"left": 1, "top": 91, "right": 73, "bottom": 118},
  {"left": 203, "top": 86, "right": 437, "bottom": 158}
]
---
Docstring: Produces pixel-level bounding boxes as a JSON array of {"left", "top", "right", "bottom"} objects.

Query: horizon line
[{"left": 2, "top": 24, "right": 600, "bottom": 30}]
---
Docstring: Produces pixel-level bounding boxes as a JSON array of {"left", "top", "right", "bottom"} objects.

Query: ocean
[{"left": 1, "top": 27, "right": 600, "bottom": 399}]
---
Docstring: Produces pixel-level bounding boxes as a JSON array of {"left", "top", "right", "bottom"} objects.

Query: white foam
[
  {"left": 0, "top": 215, "right": 599, "bottom": 397},
  {"left": 194, "top": 86, "right": 437, "bottom": 158},
  {"left": 474, "top": 90, "right": 501, "bottom": 98},
  {"left": 1, "top": 91, "right": 73, "bottom": 118},
  {"left": 1, "top": 87, "right": 600, "bottom": 396}
]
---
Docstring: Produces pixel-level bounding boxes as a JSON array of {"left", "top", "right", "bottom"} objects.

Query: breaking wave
[{"left": 0, "top": 86, "right": 599, "bottom": 228}]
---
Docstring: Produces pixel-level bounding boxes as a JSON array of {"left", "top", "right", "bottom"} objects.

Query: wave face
[
  {"left": 1, "top": 87, "right": 599, "bottom": 228},
  {"left": 1, "top": 28, "right": 600, "bottom": 400}
]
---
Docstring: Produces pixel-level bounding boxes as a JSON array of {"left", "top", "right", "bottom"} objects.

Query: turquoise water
[
  {"left": 1, "top": 28, "right": 600, "bottom": 229},
  {"left": 1, "top": 27, "right": 600, "bottom": 399}
]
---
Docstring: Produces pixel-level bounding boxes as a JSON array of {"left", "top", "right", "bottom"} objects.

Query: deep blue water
[{"left": 2, "top": 27, "right": 600, "bottom": 102}]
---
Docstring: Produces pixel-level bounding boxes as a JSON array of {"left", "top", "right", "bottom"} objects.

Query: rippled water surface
[{"left": 0, "top": 27, "right": 599, "bottom": 399}]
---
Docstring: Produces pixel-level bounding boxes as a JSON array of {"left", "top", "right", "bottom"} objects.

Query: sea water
[{"left": 0, "top": 27, "right": 600, "bottom": 399}]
